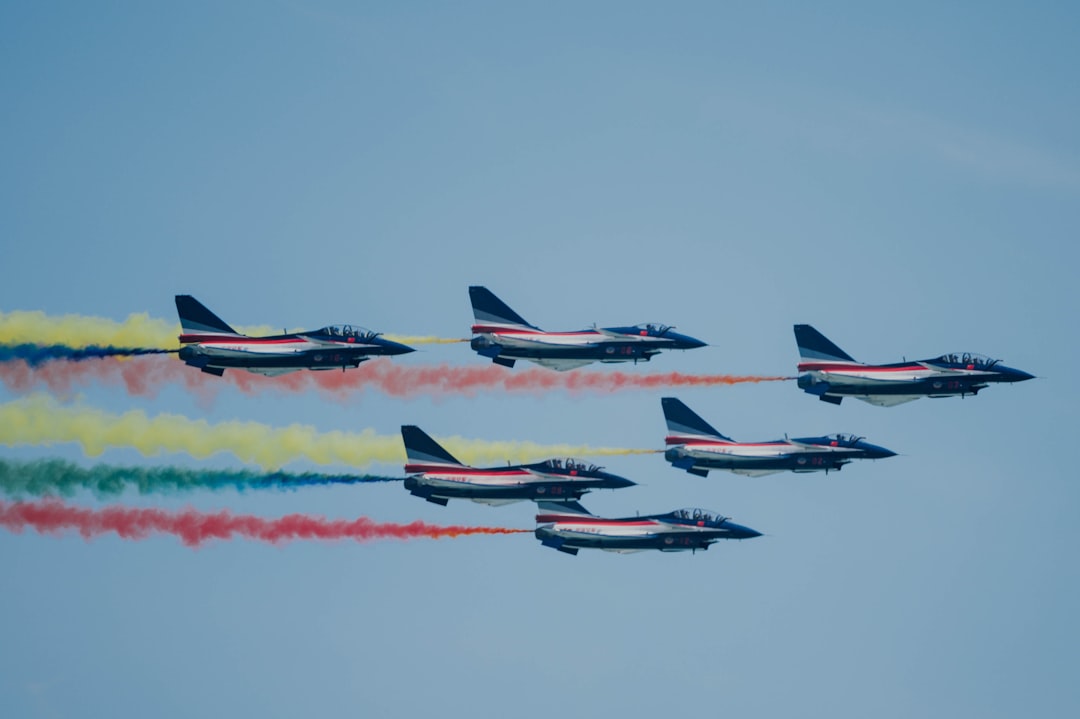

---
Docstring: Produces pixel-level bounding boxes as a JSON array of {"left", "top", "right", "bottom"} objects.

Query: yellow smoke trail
[
  {"left": 0, "top": 311, "right": 462, "bottom": 348},
  {"left": 383, "top": 335, "right": 468, "bottom": 345},
  {"left": 0, "top": 396, "right": 652, "bottom": 470},
  {"left": 0, "top": 311, "right": 178, "bottom": 349}
]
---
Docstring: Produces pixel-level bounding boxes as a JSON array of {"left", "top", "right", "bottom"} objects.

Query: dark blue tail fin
[
  {"left": 401, "top": 425, "right": 464, "bottom": 468},
  {"left": 175, "top": 295, "right": 241, "bottom": 336},
  {"left": 794, "top": 325, "right": 856, "bottom": 363},
  {"left": 469, "top": 286, "right": 538, "bottom": 330},
  {"left": 661, "top": 398, "right": 732, "bottom": 442}
]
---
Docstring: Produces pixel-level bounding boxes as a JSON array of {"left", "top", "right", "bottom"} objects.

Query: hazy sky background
[{"left": 2, "top": 2, "right": 1077, "bottom": 717}]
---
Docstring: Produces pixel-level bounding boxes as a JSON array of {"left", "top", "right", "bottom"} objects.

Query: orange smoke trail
[
  {"left": 0, "top": 499, "right": 528, "bottom": 547},
  {"left": 0, "top": 356, "right": 792, "bottom": 399}
]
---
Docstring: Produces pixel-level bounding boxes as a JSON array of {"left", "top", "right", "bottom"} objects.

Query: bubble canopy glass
[
  {"left": 933, "top": 352, "right": 999, "bottom": 368},
  {"left": 671, "top": 508, "right": 727, "bottom": 524},
  {"left": 315, "top": 325, "right": 379, "bottom": 340}
]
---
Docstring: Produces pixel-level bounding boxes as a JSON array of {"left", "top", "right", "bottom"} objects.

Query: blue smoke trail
[{"left": 0, "top": 343, "right": 176, "bottom": 367}]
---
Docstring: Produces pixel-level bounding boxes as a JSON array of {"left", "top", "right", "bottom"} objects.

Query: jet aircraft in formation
[
  {"left": 400, "top": 427, "right": 760, "bottom": 558},
  {"left": 162, "top": 292, "right": 1035, "bottom": 558},
  {"left": 534, "top": 501, "right": 761, "bottom": 555},
  {"left": 401, "top": 425, "right": 635, "bottom": 506},
  {"left": 662, "top": 397, "right": 895, "bottom": 477},
  {"left": 794, "top": 324, "right": 1034, "bottom": 406},
  {"left": 468, "top": 285, "right": 706, "bottom": 371},
  {"left": 175, "top": 295, "right": 414, "bottom": 376}
]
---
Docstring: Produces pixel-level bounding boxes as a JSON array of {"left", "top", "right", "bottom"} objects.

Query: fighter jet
[
  {"left": 401, "top": 425, "right": 636, "bottom": 506},
  {"left": 469, "top": 286, "right": 706, "bottom": 371},
  {"left": 795, "top": 324, "right": 1034, "bottom": 407},
  {"left": 662, "top": 397, "right": 895, "bottom": 477},
  {"left": 534, "top": 501, "right": 761, "bottom": 555},
  {"left": 175, "top": 295, "right": 414, "bottom": 376}
]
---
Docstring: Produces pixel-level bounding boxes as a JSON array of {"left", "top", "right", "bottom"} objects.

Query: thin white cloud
[{"left": 716, "top": 88, "right": 1080, "bottom": 192}]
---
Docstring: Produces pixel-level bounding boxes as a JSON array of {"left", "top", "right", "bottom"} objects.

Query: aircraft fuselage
[
  {"left": 471, "top": 326, "right": 704, "bottom": 371},
  {"left": 404, "top": 461, "right": 635, "bottom": 506},
  {"left": 664, "top": 435, "right": 896, "bottom": 477},
  {"left": 534, "top": 509, "right": 761, "bottom": 555},
  {"left": 179, "top": 331, "right": 413, "bottom": 376},
  {"left": 797, "top": 358, "right": 1034, "bottom": 407}
]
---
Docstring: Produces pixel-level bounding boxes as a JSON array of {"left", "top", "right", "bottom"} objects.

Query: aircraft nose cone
[
  {"left": 597, "top": 471, "right": 636, "bottom": 489},
  {"left": 862, "top": 443, "right": 897, "bottom": 459},
  {"left": 677, "top": 334, "right": 707, "bottom": 350},
  {"left": 384, "top": 340, "right": 415, "bottom": 355},
  {"left": 725, "top": 523, "right": 762, "bottom": 540},
  {"left": 1007, "top": 367, "right": 1035, "bottom": 382}
]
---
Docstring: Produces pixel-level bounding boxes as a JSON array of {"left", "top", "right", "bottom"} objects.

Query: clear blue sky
[{"left": 2, "top": 2, "right": 1078, "bottom": 717}]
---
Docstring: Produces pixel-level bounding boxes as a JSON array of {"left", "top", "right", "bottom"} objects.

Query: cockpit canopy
[
  {"left": 542, "top": 458, "right": 603, "bottom": 473},
  {"left": 316, "top": 325, "right": 380, "bottom": 341},
  {"left": 634, "top": 323, "right": 673, "bottom": 336},
  {"left": 934, "top": 352, "right": 1000, "bottom": 369},
  {"left": 671, "top": 508, "right": 728, "bottom": 524},
  {"left": 829, "top": 433, "right": 865, "bottom": 446}
]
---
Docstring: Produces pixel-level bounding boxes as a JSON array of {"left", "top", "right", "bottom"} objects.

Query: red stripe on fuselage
[
  {"left": 684, "top": 441, "right": 788, "bottom": 448},
  {"left": 180, "top": 335, "right": 307, "bottom": 345},
  {"left": 798, "top": 362, "right": 926, "bottom": 372},
  {"left": 665, "top": 436, "right": 734, "bottom": 446},
  {"left": 535, "top": 516, "right": 659, "bottom": 527},
  {"left": 405, "top": 465, "right": 529, "bottom": 477},
  {"left": 471, "top": 326, "right": 601, "bottom": 337},
  {"left": 471, "top": 326, "right": 542, "bottom": 335},
  {"left": 666, "top": 436, "right": 792, "bottom": 448}
]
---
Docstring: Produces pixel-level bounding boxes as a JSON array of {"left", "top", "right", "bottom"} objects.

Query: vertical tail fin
[
  {"left": 794, "top": 325, "right": 857, "bottom": 363},
  {"left": 401, "top": 426, "right": 465, "bottom": 469},
  {"left": 661, "top": 398, "right": 733, "bottom": 442},
  {"left": 469, "top": 286, "right": 539, "bottom": 331},
  {"left": 175, "top": 295, "right": 241, "bottom": 337}
]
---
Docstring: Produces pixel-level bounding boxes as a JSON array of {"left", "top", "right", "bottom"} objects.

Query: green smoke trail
[{"left": 0, "top": 458, "right": 399, "bottom": 499}]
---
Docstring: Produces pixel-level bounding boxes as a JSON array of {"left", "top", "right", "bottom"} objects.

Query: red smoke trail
[
  {"left": 0, "top": 499, "right": 528, "bottom": 547},
  {"left": 300, "top": 363, "right": 793, "bottom": 396},
  {"left": 0, "top": 356, "right": 792, "bottom": 400},
  {"left": 0, "top": 356, "right": 208, "bottom": 400}
]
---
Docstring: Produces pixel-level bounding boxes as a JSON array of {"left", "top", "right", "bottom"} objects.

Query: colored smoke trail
[
  {"left": 0, "top": 310, "right": 461, "bottom": 350},
  {"left": 0, "top": 396, "right": 651, "bottom": 470},
  {"left": 0, "top": 458, "right": 398, "bottom": 498},
  {"left": 0, "top": 354, "right": 228, "bottom": 400},
  {"left": 382, "top": 335, "right": 468, "bottom": 345},
  {"left": 0, "top": 310, "right": 177, "bottom": 349},
  {"left": 291, "top": 363, "right": 794, "bottom": 396},
  {"left": 0, "top": 499, "right": 528, "bottom": 547},
  {"left": 0, "top": 355, "right": 791, "bottom": 400},
  {"left": 0, "top": 343, "right": 174, "bottom": 367}
]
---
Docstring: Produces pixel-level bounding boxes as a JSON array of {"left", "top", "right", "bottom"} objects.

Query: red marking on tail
[{"left": 0, "top": 499, "right": 528, "bottom": 547}]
